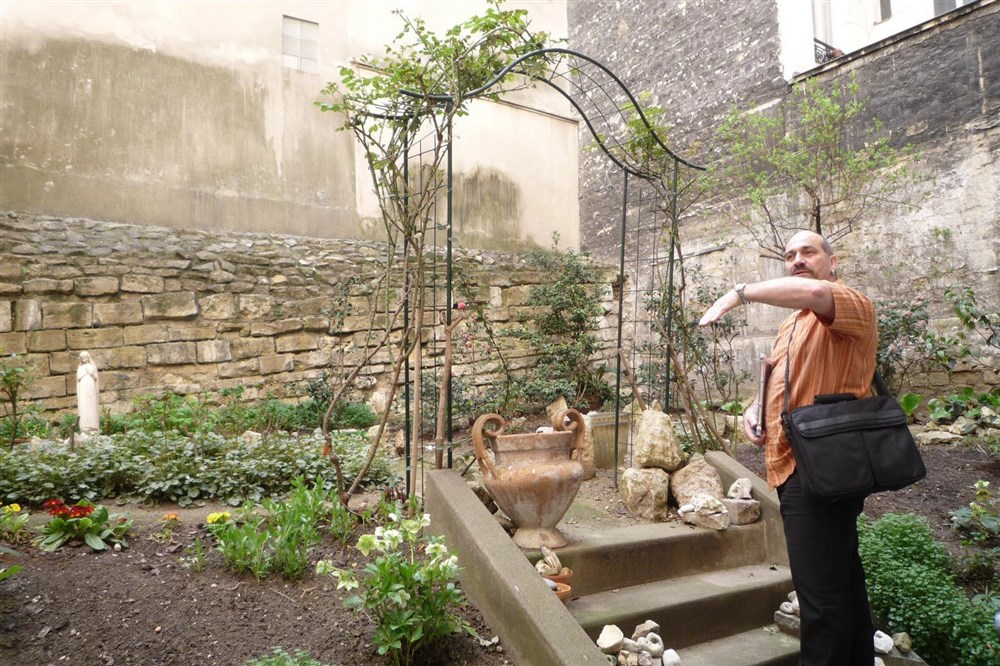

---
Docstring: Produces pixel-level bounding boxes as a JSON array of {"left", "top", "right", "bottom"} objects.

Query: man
[{"left": 699, "top": 230, "right": 878, "bottom": 666}]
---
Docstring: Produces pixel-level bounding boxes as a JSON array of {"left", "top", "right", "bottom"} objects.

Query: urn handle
[
  {"left": 472, "top": 413, "right": 506, "bottom": 479},
  {"left": 553, "top": 408, "right": 586, "bottom": 459}
]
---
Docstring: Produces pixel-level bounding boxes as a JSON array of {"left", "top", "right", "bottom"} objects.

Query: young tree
[{"left": 713, "top": 76, "right": 923, "bottom": 259}]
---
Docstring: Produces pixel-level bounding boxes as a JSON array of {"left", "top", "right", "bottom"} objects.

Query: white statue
[{"left": 76, "top": 351, "right": 100, "bottom": 436}]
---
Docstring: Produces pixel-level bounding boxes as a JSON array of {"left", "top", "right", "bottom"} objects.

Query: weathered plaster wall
[
  {"left": 0, "top": 1, "right": 579, "bottom": 250},
  {"left": 568, "top": 0, "right": 999, "bottom": 390},
  {"left": 0, "top": 211, "right": 616, "bottom": 418}
]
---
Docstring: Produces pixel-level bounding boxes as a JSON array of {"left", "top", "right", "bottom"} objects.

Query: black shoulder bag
[{"left": 779, "top": 319, "right": 926, "bottom": 502}]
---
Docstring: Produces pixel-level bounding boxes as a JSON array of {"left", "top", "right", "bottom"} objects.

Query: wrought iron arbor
[{"left": 381, "top": 48, "right": 706, "bottom": 493}]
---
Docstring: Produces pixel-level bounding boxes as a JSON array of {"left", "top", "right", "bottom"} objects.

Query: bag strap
[{"left": 780, "top": 311, "right": 888, "bottom": 417}]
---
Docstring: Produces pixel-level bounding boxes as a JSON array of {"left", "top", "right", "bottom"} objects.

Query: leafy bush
[
  {"left": 208, "top": 478, "right": 339, "bottom": 580},
  {"left": 858, "top": 513, "right": 999, "bottom": 666},
  {"left": 316, "top": 509, "right": 474, "bottom": 666},
  {"left": 0, "top": 431, "right": 398, "bottom": 507}
]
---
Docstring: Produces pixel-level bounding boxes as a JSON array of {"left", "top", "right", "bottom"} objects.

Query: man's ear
[{"left": 829, "top": 255, "right": 839, "bottom": 276}]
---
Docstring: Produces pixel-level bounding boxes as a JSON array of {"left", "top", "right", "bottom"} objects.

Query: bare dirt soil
[{"left": 1, "top": 437, "right": 996, "bottom": 666}]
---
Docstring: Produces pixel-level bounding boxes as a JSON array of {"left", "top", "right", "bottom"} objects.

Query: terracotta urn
[{"left": 472, "top": 408, "right": 585, "bottom": 549}]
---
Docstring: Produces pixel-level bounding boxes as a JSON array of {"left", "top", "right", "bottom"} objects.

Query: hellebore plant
[
  {"left": 316, "top": 511, "right": 474, "bottom": 666},
  {"left": 35, "top": 498, "right": 132, "bottom": 552}
]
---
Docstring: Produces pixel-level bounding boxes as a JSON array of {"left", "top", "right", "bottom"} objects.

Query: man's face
[{"left": 784, "top": 232, "right": 837, "bottom": 281}]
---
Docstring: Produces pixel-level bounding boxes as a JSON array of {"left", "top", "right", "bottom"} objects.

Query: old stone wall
[
  {"left": 0, "top": 212, "right": 618, "bottom": 418},
  {"left": 568, "top": 0, "right": 999, "bottom": 393}
]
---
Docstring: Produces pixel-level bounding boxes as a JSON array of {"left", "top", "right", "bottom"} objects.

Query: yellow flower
[
  {"left": 206, "top": 511, "right": 231, "bottom": 525},
  {"left": 2, "top": 504, "right": 20, "bottom": 514}
]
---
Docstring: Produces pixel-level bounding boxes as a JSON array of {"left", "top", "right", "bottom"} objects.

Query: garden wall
[{"left": 0, "top": 211, "right": 618, "bottom": 419}]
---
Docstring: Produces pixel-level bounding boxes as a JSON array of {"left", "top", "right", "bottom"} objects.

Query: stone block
[
  {"left": 100, "top": 370, "right": 146, "bottom": 391},
  {"left": 239, "top": 294, "right": 273, "bottom": 318},
  {"left": 123, "top": 324, "right": 169, "bottom": 345},
  {"left": 260, "top": 354, "right": 295, "bottom": 374},
  {"left": 197, "top": 340, "right": 232, "bottom": 363},
  {"left": 296, "top": 350, "right": 332, "bottom": 369},
  {"left": 66, "top": 327, "right": 123, "bottom": 350},
  {"left": 218, "top": 358, "right": 259, "bottom": 378},
  {"left": 43, "top": 302, "right": 94, "bottom": 328},
  {"left": 302, "top": 316, "right": 328, "bottom": 331},
  {"left": 634, "top": 409, "right": 687, "bottom": 472},
  {"left": 146, "top": 342, "right": 197, "bottom": 365},
  {"left": 122, "top": 274, "right": 165, "bottom": 293},
  {"left": 0, "top": 332, "right": 27, "bottom": 354},
  {"left": 199, "top": 293, "right": 238, "bottom": 319},
  {"left": 14, "top": 300, "right": 42, "bottom": 331},
  {"left": 26, "top": 375, "right": 68, "bottom": 399},
  {"left": 141, "top": 292, "right": 198, "bottom": 319},
  {"left": 0, "top": 282, "right": 21, "bottom": 296},
  {"left": 169, "top": 325, "right": 217, "bottom": 341},
  {"left": 0, "top": 301, "right": 10, "bottom": 332},
  {"left": 94, "top": 302, "right": 143, "bottom": 326},
  {"left": 232, "top": 337, "right": 275, "bottom": 359},
  {"left": 109, "top": 346, "right": 150, "bottom": 369},
  {"left": 774, "top": 610, "right": 800, "bottom": 637},
  {"left": 75, "top": 276, "right": 119, "bottom": 296},
  {"left": 27, "top": 329, "right": 67, "bottom": 352},
  {"left": 275, "top": 333, "right": 318, "bottom": 353},
  {"left": 720, "top": 497, "right": 761, "bottom": 525},
  {"left": 23, "top": 278, "right": 74, "bottom": 294},
  {"left": 251, "top": 319, "right": 303, "bottom": 336}
]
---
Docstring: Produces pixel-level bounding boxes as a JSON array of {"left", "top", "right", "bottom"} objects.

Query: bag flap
[{"left": 789, "top": 396, "right": 907, "bottom": 437}]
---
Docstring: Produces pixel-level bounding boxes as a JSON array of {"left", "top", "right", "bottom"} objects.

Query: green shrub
[
  {"left": 858, "top": 513, "right": 999, "bottom": 666},
  {"left": 0, "top": 431, "right": 398, "bottom": 507}
]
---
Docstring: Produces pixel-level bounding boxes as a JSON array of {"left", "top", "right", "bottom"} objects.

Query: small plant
[
  {"left": 950, "top": 480, "right": 1000, "bottom": 545},
  {"left": 180, "top": 537, "right": 207, "bottom": 572},
  {"left": 898, "top": 393, "right": 922, "bottom": 423},
  {"left": 927, "top": 387, "right": 1000, "bottom": 425},
  {"left": 0, "top": 544, "right": 21, "bottom": 581},
  {"left": 209, "top": 511, "right": 273, "bottom": 580},
  {"left": 0, "top": 502, "right": 30, "bottom": 543},
  {"left": 152, "top": 511, "right": 181, "bottom": 543},
  {"left": 35, "top": 498, "right": 132, "bottom": 552},
  {"left": 0, "top": 355, "right": 35, "bottom": 447},
  {"left": 245, "top": 647, "right": 336, "bottom": 666},
  {"left": 316, "top": 510, "right": 475, "bottom": 666}
]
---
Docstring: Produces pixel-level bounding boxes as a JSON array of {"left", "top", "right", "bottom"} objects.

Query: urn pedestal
[{"left": 472, "top": 409, "right": 585, "bottom": 549}]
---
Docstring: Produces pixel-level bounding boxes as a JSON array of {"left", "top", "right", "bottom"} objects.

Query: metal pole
[
  {"left": 613, "top": 171, "right": 629, "bottom": 489},
  {"left": 664, "top": 161, "right": 680, "bottom": 411},
  {"left": 446, "top": 117, "right": 454, "bottom": 469},
  {"left": 403, "top": 133, "right": 412, "bottom": 497}
]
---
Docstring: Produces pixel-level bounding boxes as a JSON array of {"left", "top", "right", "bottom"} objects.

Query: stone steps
[
  {"left": 568, "top": 562, "right": 794, "bottom": 650},
  {"left": 676, "top": 626, "right": 800, "bottom": 666}
]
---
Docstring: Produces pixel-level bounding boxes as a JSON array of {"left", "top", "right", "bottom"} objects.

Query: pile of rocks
[
  {"left": 596, "top": 620, "right": 680, "bottom": 665},
  {"left": 618, "top": 408, "right": 762, "bottom": 529},
  {"left": 913, "top": 407, "right": 1000, "bottom": 445},
  {"left": 773, "top": 591, "right": 918, "bottom": 665}
]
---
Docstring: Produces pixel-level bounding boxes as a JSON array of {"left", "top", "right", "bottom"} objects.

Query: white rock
[
  {"left": 636, "top": 633, "right": 664, "bottom": 658},
  {"left": 634, "top": 409, "right": 687, "bottom": 471},
  {"left": 621, "top": 638, "right": 641, "bottom": 653},
  {"left": 631, "top": 619, "right": 661, "bottom": 640},
  {"left": 680, "top": 508, "right": 731, "bottom": 530},
  {"left": 727, "top": 477, "right": 753, "bottom": 499},
  {"left": 597, "top": 624, "right": 624, "bottom": 654},
  {"left": 662, "top": 648, "right": 681, "bottom": 665},
  {"left": 875, "top": 659, "right": 886, "bottom": 666},
  {"left": 720, "top": 497, "right": 761, "bottom": 524},
  {"left": 873, "top": 630, "right": 894, "bottom": 654},
  {"left": 779, "top": 601, "right": 795, "bottom": 615}
]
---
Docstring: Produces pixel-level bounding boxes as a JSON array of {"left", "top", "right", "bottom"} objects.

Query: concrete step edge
[
  {"left": 570, "top": 563, "right": 794, "bottom": 645},
  {"left": 676, "top": 624, "right": 800, "bottom": 666}
]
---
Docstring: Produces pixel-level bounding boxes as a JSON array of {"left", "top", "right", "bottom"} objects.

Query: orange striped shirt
[{"left": 763, "top": 281, "right": 878, "bottom": 489}]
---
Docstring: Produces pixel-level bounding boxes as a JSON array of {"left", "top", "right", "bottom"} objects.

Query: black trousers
[{"left": 778, "top": 470, "right": 875, "bottom": 666}]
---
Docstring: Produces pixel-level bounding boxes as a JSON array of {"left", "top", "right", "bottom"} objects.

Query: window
[
  {"left": 876, "top": 0, "right": 892, "bottom": 22},
  {"left": 282, "top": 16, "right": 318, "bottom": 73}
]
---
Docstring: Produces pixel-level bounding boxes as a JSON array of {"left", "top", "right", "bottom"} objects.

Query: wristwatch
[{"left": 735, "top": 282, "right": 750, "bottom": 305}]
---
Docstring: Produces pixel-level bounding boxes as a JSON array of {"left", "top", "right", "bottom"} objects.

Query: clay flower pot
[
  {"left": 552, "top": 582, "right": 572, "bottom": 605},
  {"left": 473, "top": 409, "right": 585, "bottom": 549},
  {"left": 543, "top": 568, "right": 574, "bottom": 587}
]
